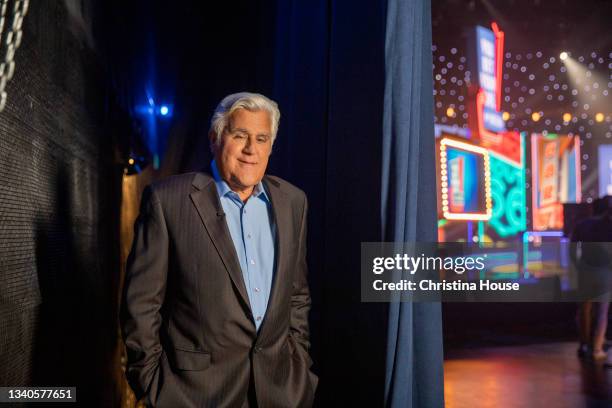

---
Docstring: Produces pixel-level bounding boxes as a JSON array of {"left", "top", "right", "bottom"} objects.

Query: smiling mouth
[{"left": 237, "top": 159, "right": 257, "bottom": 165}]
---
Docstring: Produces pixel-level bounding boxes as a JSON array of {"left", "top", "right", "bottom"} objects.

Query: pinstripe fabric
[{"left": 121, "top": 172, "right": 317, "bottom": 408}]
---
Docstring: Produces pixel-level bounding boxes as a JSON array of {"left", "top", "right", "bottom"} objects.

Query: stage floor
[{"left": 444, "top": 341, "right": 612, "bottom": 407}]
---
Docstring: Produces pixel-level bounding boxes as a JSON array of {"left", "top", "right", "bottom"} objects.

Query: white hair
[{"left": 209, "top": 92, "right": 280, "bottom": 146}]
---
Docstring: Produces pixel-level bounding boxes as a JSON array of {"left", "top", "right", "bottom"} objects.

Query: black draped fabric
[{"left": 270, "top": 1, "right": 387, "bottom": 405}]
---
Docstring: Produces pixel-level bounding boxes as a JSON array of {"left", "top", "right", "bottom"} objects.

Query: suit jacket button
[{"left": 254, "top": 346, "right": 262, "bottom": 353}]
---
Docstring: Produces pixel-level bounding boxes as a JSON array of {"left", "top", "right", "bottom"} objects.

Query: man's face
[{"left": 212, "top": 109, "right": 272, "bottom": 195}]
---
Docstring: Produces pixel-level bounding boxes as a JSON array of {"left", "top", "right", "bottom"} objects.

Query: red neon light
[
  {"left": 531, "top": 134, "right": 539, "bottom": 229},
  {"left": 476, "top": 88, "right": 502, "bottom": 143},
  {"left": 575, "top": 135, "right": 582, "bottom": 203},
  {"left": 491, "top": 22, "right": 504, "bottom": 112}
]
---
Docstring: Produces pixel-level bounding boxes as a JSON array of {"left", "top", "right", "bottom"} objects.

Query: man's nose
[{"left": 242, "top": 136, "right": 254, "bottom": 154}]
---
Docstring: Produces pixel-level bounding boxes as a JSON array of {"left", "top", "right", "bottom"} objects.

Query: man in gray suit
[{"left": 121, "top": 92, "right": 317, "bottom": 407}]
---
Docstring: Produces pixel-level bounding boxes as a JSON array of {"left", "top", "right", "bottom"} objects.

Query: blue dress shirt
[{"left": 211, "top": 160, "right": 276, "bottom": 331}]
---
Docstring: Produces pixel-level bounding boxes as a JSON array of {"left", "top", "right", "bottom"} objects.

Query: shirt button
[
  {"left": 250, "top": 259, "right": 255, "bottom": 265},
  {"left": 254, "top": 287, "right": 260, "bottom": 292},
  {"left": 256, "top": 316, "right": 262, "bottom": 321},
  {"left": 247, "top": 233, "right": 252, "bottom": 239}
]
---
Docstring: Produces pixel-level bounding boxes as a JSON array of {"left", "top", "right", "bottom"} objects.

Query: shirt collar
[{"left": 211, "top": 160, "right": 270, "bottom": 202}]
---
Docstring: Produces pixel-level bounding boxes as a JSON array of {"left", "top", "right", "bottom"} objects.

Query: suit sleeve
[
  {"left": 120, "top": 185, "right": 168, "bottom": 401},
  {"left": 290, "top": 194, "right": 313, "bottom": 366}
]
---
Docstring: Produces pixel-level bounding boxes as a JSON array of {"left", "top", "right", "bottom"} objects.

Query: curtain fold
[{"left": 381, "top": 0, "right": 444, "bottom": 407}]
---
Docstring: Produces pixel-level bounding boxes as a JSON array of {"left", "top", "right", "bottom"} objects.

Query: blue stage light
[{"left": 160, "top": 105, "right": 169, "bottom": 116}]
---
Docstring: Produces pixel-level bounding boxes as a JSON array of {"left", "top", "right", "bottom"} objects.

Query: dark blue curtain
[{"left": 382, "top": 0, "right": 444, "bottom": 407}]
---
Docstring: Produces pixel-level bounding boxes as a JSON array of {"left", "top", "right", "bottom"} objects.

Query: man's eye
[
  {"left": 234, "top": 133, "right": 247, "bottom": 139},
  {"left": 257, "top": 136, "right": 268, "bottom": 143}
]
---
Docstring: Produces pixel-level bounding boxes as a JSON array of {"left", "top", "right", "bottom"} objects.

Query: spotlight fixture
[
  {"left": 559, "top": 51, "right": 568, "bottom": 61},
  {"left": 125, "top": 154, "right": 148, "bottom": 175}
]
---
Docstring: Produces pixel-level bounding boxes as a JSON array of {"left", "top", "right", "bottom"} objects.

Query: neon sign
[
  {"left": 488, "top": 133, "right": 527, "bottom": 238},
  {"left": 475, "top": 24, "right": 505, "bottom": 133},
  {"left": 439, "top": 137, "right": 492, "bottom": 221},
  {"left": 531, "top": 134, "right": 582, "bottom": 230}
]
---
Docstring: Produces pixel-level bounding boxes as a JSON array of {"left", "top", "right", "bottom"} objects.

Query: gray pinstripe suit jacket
[{"left": 121, "top": 172, "right": 317, "bottom": 407}]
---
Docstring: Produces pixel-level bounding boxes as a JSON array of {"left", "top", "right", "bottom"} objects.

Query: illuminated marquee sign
[
  {"left": 487, "top": 133, "right": 527, "bottom": 238},
  {"left": 468, "top": 23, "right": 522, "bottom": 166},
  {"left": 438, "top": 137, "right": 492, "bottom": 221},
  {"left": 531, "top": 134, "right": 581, "bottom": 230},
  {"left": 540, "top": 140, "right": 560, "bottom": 206},
  {"left": 475, "top": 24, "right": 505, "bottom": 133}
]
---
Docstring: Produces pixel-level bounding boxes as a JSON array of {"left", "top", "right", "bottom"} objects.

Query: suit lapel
[{"left": 189, "top": 173, "right": 252, "bottom": 312}]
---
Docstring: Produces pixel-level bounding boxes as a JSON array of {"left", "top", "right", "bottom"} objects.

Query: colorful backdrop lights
[
  {"left": 432, "top": 46, "right": 611, "bottom": 136},
  {"left": 438, "top": 137, "right": 492, "bottom": 221},
  {"left": 488, "top": 147, "right": 527, "bottom": 238},
  {"left": 432, "top": 44, "right": 610, "bottom": 204},
  {"left": 531, "top": 133, "right": 581, "bottom": 231}
]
